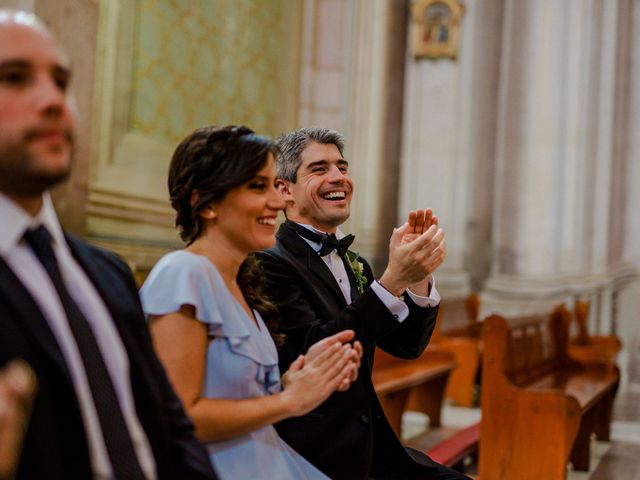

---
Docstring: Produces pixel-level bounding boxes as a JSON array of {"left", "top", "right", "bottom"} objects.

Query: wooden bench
[
  {"left": 569, "top": 300, "right": 622, "bottom": 366},
  {"left": 426, "top": 421, "right": 480, "bottom": 472},
  {"left": 433, "top": 293, "right": 482, "bottom": 340},
  {"left": 372, "top": 347, "right": 455, "bottom": 437},
  {"left": 479, "top": 306, "right": 620, "bottom": 480},
  {"left": 430, "top": 294, "right": 483, "bottom": 407}
]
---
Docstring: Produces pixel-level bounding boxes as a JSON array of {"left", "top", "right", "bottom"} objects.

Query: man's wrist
[
  {"left": 408, "top": 275, "right": 432, "bottom": 297},
  {"left": 376, "top": 278, "right": 405, "bottom": 298}
]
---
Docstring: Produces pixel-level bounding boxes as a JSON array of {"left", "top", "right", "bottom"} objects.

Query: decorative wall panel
[
  {"left": 130, "top": 0, "right": 290, "bottom": 145},
  {"left": 89, "top": 0, "right": 301, "bottom": 271}
]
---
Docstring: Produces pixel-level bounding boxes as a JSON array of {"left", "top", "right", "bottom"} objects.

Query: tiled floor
[
  {"left": 589, "top": 389, "right": 640, "bottom": 480},
  {"left": 401, "top": 388, "right": 640, "bottom": 479}
]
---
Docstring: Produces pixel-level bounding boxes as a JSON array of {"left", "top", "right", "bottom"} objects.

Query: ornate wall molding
[
  {"left": 89, "top": 0, "right": 303, "bottom": 270},
  {"left": 90, "top": 0, "right": 176, "bottom": 268}
]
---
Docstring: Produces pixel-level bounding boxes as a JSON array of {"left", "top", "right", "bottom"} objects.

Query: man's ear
[{"left": 276, "top": 179, "right": 294, "bottom": 202}]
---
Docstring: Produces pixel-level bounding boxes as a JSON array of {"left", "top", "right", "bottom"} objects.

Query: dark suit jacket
[
  {"left": 0, "top": 235, "right": 216, "bottom": 480},
  {"left": 256, "top": 221, "right": 442, "bottom": 480}
]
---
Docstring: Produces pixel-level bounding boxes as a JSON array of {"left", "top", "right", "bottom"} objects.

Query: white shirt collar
[{"left": 0, "top": 191, "right": 65, "bottom": 255}]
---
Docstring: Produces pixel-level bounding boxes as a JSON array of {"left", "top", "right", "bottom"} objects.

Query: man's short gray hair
[{"left": 274, "top": 127, "right": 345, "bottom": 182}]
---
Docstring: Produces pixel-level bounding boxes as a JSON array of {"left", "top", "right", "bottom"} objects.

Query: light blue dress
[{"left": 140, "top": 250, "right": 328, "bottom": 480}]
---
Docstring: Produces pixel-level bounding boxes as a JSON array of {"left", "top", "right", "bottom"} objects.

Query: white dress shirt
[
  {"left": 295, "top": 224, "right": 440, "bottom": 322},
  {"left": 0, "top": 192, "right": 157, "bottom": 480}
]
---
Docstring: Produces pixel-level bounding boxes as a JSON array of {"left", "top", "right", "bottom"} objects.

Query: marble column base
[
  {"left": 480, "top": 273, "right": 611, "bottom": 319},
  {"left": 432, "top": 268, "right": 472, "bottom": 300}
]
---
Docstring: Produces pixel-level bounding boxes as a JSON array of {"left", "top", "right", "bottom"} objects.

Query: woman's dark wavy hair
[{"left": 168, "top": 125, "right": 283, "bottom": 345}]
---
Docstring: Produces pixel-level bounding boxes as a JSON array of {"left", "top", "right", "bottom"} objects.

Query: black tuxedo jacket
[
  {"left": 256, "top": 221, "right": 442, "bottom": 480},
  {"left": 0, "top": 235, "right": 216, "bottom": 480}
]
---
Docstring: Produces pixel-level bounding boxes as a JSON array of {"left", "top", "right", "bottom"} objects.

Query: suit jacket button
[{"left": 361, "top": 415, "right": 370, "bottom": 424}]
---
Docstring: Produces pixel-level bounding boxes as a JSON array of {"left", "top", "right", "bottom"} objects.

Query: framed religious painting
[{"left": 412, "top": 0, "right": 464, "bottom": 60}]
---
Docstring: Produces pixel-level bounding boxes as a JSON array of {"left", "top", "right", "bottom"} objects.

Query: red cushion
[{"left": 426, "top": 422, "right": 480, "bottom": 466}]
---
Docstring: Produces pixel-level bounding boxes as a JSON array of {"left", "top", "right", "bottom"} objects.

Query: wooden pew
[
  {"left": 479, "top": 307, "right": 620, "bottom": 480},
  {"left": 429, "top": 294, "right": 483, "bottom": 407},
  {"left": 569, "top": 300, "right": 622, "bottom": 366},
  {"left": 372, "top": 347, "right": 455, "bottom": 437},
  {"left": 433, "top": 293, "right": 482, "bottom": 340}
]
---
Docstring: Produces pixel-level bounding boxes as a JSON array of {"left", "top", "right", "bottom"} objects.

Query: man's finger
[
  {"left": 415, "top": 209, "right": 425, "bottom": 234},
  {"left": 420, "top": 229, "right": 445, "bottom": 256},
  {"left": 423, "top": 208, "right": 433, "bottom": 227},
  {"left": 424, "top": 247, "right": 446, "bottom": 270},
  {"left": 389, "top": 223, "right": 410, "bottom": 247},
  {"left": 407, "top": 224, "right": 439, "bottom": 251},
  {"left": 407, "top": 211, "right": 417, "bottom": 232}
]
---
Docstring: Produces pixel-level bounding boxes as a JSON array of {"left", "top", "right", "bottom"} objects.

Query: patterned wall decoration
[
  {"left": 130, "top": 0, "right": 289, "bottom": 144},
  {"left": 89, "top": 0, "right": 300, "bottom": 270}
]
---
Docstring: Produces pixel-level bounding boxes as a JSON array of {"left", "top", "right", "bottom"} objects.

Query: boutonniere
[{"left": 345, "top": 251, "right": 367, "bottom": 294}]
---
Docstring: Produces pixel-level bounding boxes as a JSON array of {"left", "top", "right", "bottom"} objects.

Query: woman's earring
[{"left": 202, "top": 206, "right": 216, "bottom": 220}]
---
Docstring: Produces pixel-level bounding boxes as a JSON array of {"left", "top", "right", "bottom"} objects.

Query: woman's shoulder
[
  {"left": 139, "top": 250, "right": 227, "bottom": 318},
  {"left": 146, "top": 250, "right": 220, "bottom": 285},
  {"left": 155, "top": 249, "right": 210, "bottom": 270}
]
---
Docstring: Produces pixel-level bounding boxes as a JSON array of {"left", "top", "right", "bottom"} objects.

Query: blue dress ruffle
[{"left": 140, "top": 250, "right": 327, "bottom": 480}]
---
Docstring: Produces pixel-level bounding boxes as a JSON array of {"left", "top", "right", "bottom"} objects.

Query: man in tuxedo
[
  {"left": 0, "top": 10, "right": 216, "bottom": 479},
  {"left": 257, "top": 128, "right": 469, "bottom": 479}
]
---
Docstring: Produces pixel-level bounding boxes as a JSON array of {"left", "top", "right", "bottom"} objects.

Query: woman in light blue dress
[{"left": 139, "top": 125, "right": 359, "bottom": 479}]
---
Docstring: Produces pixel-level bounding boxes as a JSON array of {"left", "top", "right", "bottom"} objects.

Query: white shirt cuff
[
  {"left": 371, "top": 281, "right": 410, "bottom": 323},
  {"left": 406, "top": 276, "right": 440, "bottom": 308}
]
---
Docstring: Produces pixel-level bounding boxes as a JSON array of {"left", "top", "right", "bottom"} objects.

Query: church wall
[
  {"left": 4, "top": 1, "right": 638, "bottom": 379},
  {"left": 8, "top": 0, "right": 303, "bottom": 277}
]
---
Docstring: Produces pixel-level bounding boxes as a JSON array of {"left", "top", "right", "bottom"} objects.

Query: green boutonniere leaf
[{"left": 345, "top": 251, "right": 367, "bottom": 294}]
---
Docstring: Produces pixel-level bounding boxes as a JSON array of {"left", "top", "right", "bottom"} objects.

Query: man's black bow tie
[
  {"left": 318, "top": 233, "right": 355, "bottom": 256},
  {"left": 287, "top": 221, "right": 355, "bottom": 256}
]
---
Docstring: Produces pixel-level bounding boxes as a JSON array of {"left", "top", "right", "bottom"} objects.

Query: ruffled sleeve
[
  {"left": 140, "top": 250, "right": 279, "bottom": 394},
  {"left": 139, "top": 251, "right": 247, "bottom": 338}
]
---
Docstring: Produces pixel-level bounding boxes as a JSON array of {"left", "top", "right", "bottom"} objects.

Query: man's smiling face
[{"left": 280, "top": 141, "right": 354, "bottom": 233}]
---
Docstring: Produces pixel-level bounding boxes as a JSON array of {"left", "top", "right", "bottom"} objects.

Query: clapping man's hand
[
  {"left": 379, "top": 208, "right": 446, "bottom": 297},
  {"left": 403, "top": 209, "right": 446, "bottom": 296}
]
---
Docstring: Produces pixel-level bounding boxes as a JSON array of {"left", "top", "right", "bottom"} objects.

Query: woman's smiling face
[{"left": 210, "top": 152, "right": 285, "bottom": 253}]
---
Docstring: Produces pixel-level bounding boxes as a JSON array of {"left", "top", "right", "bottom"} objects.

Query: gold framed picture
[{"left": 412, "top": 0, "right": 464, "bottom": 60}]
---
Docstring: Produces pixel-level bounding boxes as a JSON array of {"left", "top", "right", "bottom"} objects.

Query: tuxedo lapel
[
  {"left": 276, "top": 223, "right": 348, "bottom": 307},
  {"left": 341, "top": 253, "right": 359, "bottom": 301},
  {"left": 0, "top": 257, "right": 72, "bottom": 382},
  {"left": 66, "top": 236, "right": 177, "bottom": 470},
  {"left": 65, "top": 235, "right": 157, "bottom": 385},
  {"left": 65, "top": 236, "right": 137, "bottom": 348}
]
